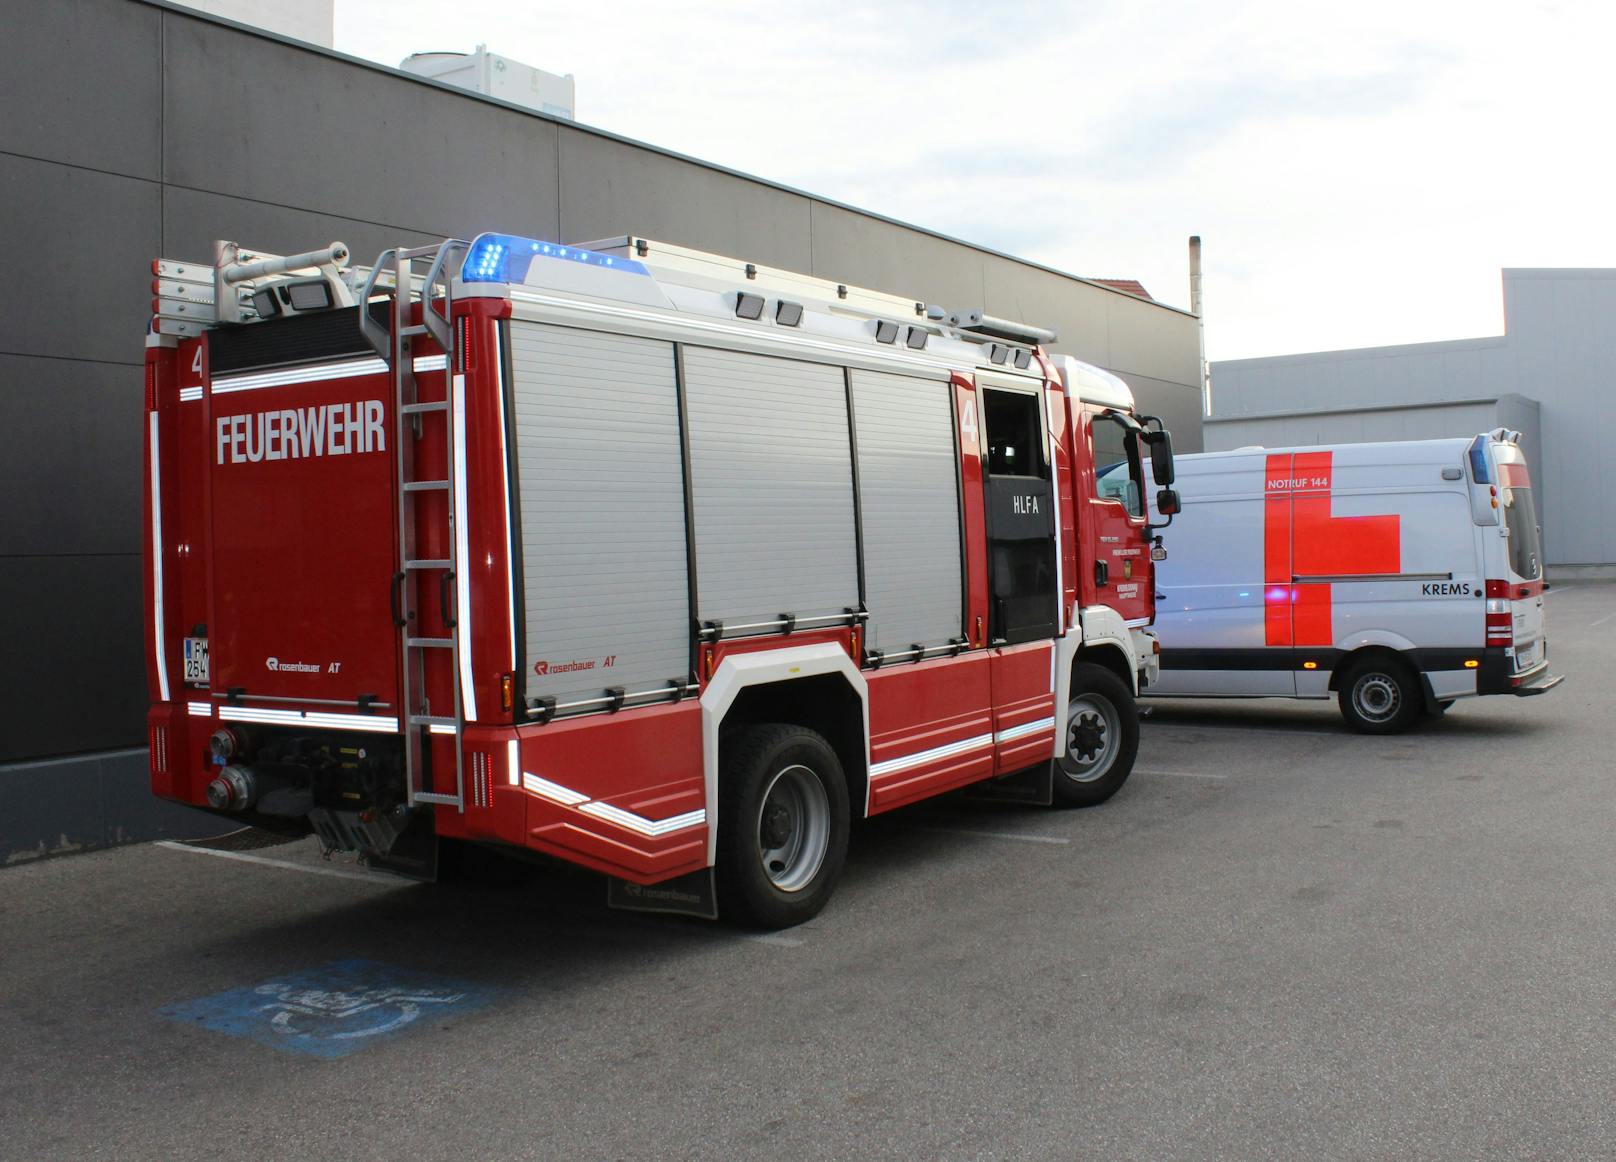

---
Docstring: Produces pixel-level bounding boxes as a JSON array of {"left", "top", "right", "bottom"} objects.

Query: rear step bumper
[
  {"left": 1477, "top": 650, "right": 1563, "bottom": 697},
  {"left": 1512, "top": 671, "right": 1564, "bottom": 697}
]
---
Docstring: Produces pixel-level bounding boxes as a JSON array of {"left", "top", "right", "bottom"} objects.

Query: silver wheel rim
[
  {"left": 1061, "top": 694, "right": 1120, "bottom": 783},
  {"left": 1352, "top": 673, "right": 1401, "bottom": 722},
  {"left": 756, "top": 764, "right": 829, "bottom": 893}
]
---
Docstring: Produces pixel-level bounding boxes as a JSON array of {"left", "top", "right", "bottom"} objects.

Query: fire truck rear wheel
[
  {"left": 1338, "top": 656, "right": 1421, "bottom": 734},
  {"left": 1053, "top": 663, "right": 1140, "bottom": 808},
  {"left": 716, "top": 724, "right": 850, "bottom": 929}
]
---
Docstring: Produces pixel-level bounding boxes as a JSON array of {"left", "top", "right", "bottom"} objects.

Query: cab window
[{"left": 1092, "top": 414, "right": 1143, "bottom": 517}]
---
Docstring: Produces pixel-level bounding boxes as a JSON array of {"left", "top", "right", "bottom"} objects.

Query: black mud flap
[
  {"left": 963, "top": 761, "right": 1055, "bottom": 807},
  {"left": 358, "top": 810, "right": 439, "bottom": 882},
  {"left": 607, "top": 868, "right": 719, "bottom": 921}
]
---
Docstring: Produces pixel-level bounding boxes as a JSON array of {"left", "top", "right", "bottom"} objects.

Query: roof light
[
  {"left": 736, "top": 292, "right": 765, "bottom": 320},
  {"left": 1468, "top": 434, "right": 1491, "bottom": 483},
  {"left": 776, "top": 300, "right": 803, "bottom": 327},
  {"left": 1012, "top": 348, "right": 1032, "bottom": 369},
  {"left": 904, "top": 326, "right": 928, "bottom": 350},
  {"left": 875, "top": 320, "right": 899, "bottom": 344},
  {"left": 459, "top": 232, "right": 649, "bottom": 284}
]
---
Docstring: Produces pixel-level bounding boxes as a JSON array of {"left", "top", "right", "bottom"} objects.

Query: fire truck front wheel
[
  {"left": 1053, "top": 663, "right": 1140, "bottom": 807},
  {"left": 716, "top": 724, "right": 851, "bottom": 929}
]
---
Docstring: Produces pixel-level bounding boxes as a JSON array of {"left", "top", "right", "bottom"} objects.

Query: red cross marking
[{"left": 1264, "top": 452, "right": 1400, "bottom": 647}]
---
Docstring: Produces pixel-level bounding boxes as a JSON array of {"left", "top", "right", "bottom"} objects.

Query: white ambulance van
[{"left": 1142, "top": 431, "right": 1563, "bottom": 732}]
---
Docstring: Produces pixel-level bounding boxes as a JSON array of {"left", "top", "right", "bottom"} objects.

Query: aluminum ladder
[{"left": 360, "top": 240, "right": 469, "bottom": 811}]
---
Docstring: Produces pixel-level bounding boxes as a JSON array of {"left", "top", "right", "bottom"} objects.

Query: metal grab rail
[
  {"left": 420, "top": 239, "right": 469, "bottom": 353},
  {"left": 357, "top": 246, "right": 397, "bottom": 359}
]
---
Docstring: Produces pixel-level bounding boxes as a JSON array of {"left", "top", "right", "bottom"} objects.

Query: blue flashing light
[
  {"left": 459, "top": 232, "right": 649, "bottom": 284},
  {"left": 1468, "top": 434, "right": 1491, "bottom": 483}
]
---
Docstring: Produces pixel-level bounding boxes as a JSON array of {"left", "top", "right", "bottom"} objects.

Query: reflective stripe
[
  {"left": 578, "top": 802, "right": 707, "bottom": 837},
  {"left": 179, "top": 387, "right": 204, "bottom": 402},
  {"left": 187, "top": 702, "right": 212, "bottom": 717},
  {"left": 452, "top": 373, "right": 478, "bottom": 721},
  {"left": 521, "top": 772, "right": 588, "bottom": 806},
  {"left": 210, "top": 354, "right": 446, "bottom": 395},
  {"left": 149, "top": 412, "right": 170, "bottom": 703},
  {"left": 869, "top": 732, "right": 994, "bottom": 779},
  {"left": 507, "top": 739, "right": 520, "bottom": 787},
  {"left": 994, "top": 715, "right": 1055, "bottom": 744},
  {"left": 520, "top": 770, "right": 705, "bottom": 835},
  {"left": 218, "top": 706, "right": 399, "bottom": 733}
]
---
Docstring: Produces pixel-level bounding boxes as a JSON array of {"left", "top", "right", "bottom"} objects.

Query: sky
[{"left": 333, "top": 0, "right": 1616, "bottom": 362}]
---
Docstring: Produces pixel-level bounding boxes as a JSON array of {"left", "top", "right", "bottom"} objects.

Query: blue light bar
[{"left": 459, "top": 233, "right": 649, "bottom": 284}]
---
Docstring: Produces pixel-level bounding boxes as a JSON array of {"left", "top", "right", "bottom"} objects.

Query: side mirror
[
  {"left": 1155, "top": 488, "right": 1181, "bottom": 516},
  {"left": 1144, "top": 430, "right": 1175, "bottom": 485}
]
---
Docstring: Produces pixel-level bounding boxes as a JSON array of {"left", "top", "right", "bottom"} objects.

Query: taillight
[{"left": 1484, "top": 580, "right": 1513, "bottom": 647}]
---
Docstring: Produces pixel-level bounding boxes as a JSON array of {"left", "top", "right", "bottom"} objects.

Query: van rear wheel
[{"left": 1338, "top": 658, "right": 1421, "bottom": 734}]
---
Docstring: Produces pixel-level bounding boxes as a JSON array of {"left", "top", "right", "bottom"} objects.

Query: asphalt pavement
[{"left": 2, "top": 584, "right": 1612, "bottom": 1160}]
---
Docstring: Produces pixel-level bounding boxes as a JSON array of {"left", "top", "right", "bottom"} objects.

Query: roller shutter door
[
  {"left": 510, "top": 323, "right": 691, "bottom": 704},
  {"left": 682, "top": 347, "right": 859, "bottom": 627},
  {"left": 850, "top": 369, "right": 963, "bottom": 651}
]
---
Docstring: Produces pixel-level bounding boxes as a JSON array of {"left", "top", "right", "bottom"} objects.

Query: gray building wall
[
  {"left": 1210, "top": 268, "right": 1616, "bottom": 568},
  {"left": 0, "top": 0, "right": 1202, "bottom": 861}
]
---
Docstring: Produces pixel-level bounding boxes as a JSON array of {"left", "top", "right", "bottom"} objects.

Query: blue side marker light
[{"left": 460, "top": 232, "right": 650, "bottom": 284}]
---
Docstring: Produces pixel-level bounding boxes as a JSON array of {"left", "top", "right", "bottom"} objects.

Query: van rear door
[{"left": 1494, "top": 446, "right": 1546, "bottom": 671}]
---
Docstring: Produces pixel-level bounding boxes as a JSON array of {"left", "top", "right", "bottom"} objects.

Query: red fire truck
[{"left": 143, "top": 233, "right": 1179, "bottom": 926}]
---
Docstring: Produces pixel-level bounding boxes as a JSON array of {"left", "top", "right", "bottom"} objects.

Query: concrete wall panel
[
  {"left": 0, "top": 356, "right": 144, "bottom": 558},
  {"left": 162, "top": 11, "right": 562, "bottom": 240},
  {"left": 0, "top": 555, "right": 147, "bottom": 762},
  {"left": 0, "top": 154, "right": 158, "bottom": 364},
  {"left": 0, "top": 0, "right": 162, "bottom": 180},
  {"left": 160, "top": 186, "right": 439, "bottom": 273},
  {"left": 560, "top": 129, "right": 814, "bottom": 269},
  {"left": 807, "top": 201, "right": 988, "bottom": 322}
]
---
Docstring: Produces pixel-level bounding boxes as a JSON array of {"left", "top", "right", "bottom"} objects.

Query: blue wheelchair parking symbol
[{"left": 161, "top": 959, "right": 499, "bottom": 1058}]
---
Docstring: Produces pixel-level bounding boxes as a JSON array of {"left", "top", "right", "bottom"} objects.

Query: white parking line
[
  {"left": 1137, "top": 769, "right": 1228, "bottom": 780},
  {"left": 1590, "top": 611, "right": 1615, "bottom": 627},
  {"left": 155, "top": 841, "right": 396, "bottom": 884},
  {"left": 746, "top": 933, "right": 804, "bottom": 948},
  {"left": 901, "top": 825, "right": 1069, "bottom": 845}
]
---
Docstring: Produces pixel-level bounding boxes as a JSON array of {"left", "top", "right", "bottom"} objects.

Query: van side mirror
[
  {"left": 1156, "top": 488, "right": 1181, "bottom": 516},
  {"left": 1144, "top": 430, "right": 1175, "bottom": 485}
]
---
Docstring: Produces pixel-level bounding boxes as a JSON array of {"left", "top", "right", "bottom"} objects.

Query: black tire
[
  {"left": 1053, "top": 663, "right": 1140, "bottom": 807},
  {"left": 1337, "top": 656, "right": 1422, "bottom": 734},
  {"left": 716, "top": 724, "right": 850, "bottom": 929}
]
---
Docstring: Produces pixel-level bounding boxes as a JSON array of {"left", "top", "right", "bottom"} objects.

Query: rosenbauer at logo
[
  {"left": 267, "top": 656, "right": 339, "bottom": 674},
  {"left": 216, "top": 401, "right": 386, "bottom": 465},
  {"left": 533, "top": 656, "right": 617, "bottom": 677}
]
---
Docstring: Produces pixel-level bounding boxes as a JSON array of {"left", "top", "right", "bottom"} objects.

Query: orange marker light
[
  {"left": 1302, "top": 661, "right": 1318, "bottom": 670},
  {"left": 1464, "top": 659, "right": 1480, "bottom": 669}
]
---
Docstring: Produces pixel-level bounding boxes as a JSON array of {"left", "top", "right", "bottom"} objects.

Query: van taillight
[{"left": 1484, "top": 580, "right": 1513, "bottom": 647}]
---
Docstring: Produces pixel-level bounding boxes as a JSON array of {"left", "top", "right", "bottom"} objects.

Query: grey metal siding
[
  {"left": 509, "top": 323, "right": 691, "bottom": 702},
  {"left": 850, "top": 370, "right": 963, "bottom": 651},
  {"left": 682, "top": 347, "right": 859, "bottom": 625}
]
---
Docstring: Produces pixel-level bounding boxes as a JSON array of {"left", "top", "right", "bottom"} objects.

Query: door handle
[
  {"left": 390, "top": 571, "right": 407, "bottom": 627},
  {"left": 1095, "top": 560, "right": 1109, "bottom": 586},
  {"left": 439, "top": 570, "right": 457, "bottom": 630}
]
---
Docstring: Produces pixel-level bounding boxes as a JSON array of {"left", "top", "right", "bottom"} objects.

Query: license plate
[
  {"left": 183, "top": 637, "right": 209, "bottom": 683},
  {"left": 1515, "top": 641, "right": 1540, "bottom": 670}
]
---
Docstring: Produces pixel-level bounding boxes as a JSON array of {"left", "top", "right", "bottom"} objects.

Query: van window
[
  {"left": 1503, "top": 487, "right": 1543, "bottom": 580},
  {"left": 1092, "top": 414, "right": 1143, "bottom": 517}
]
